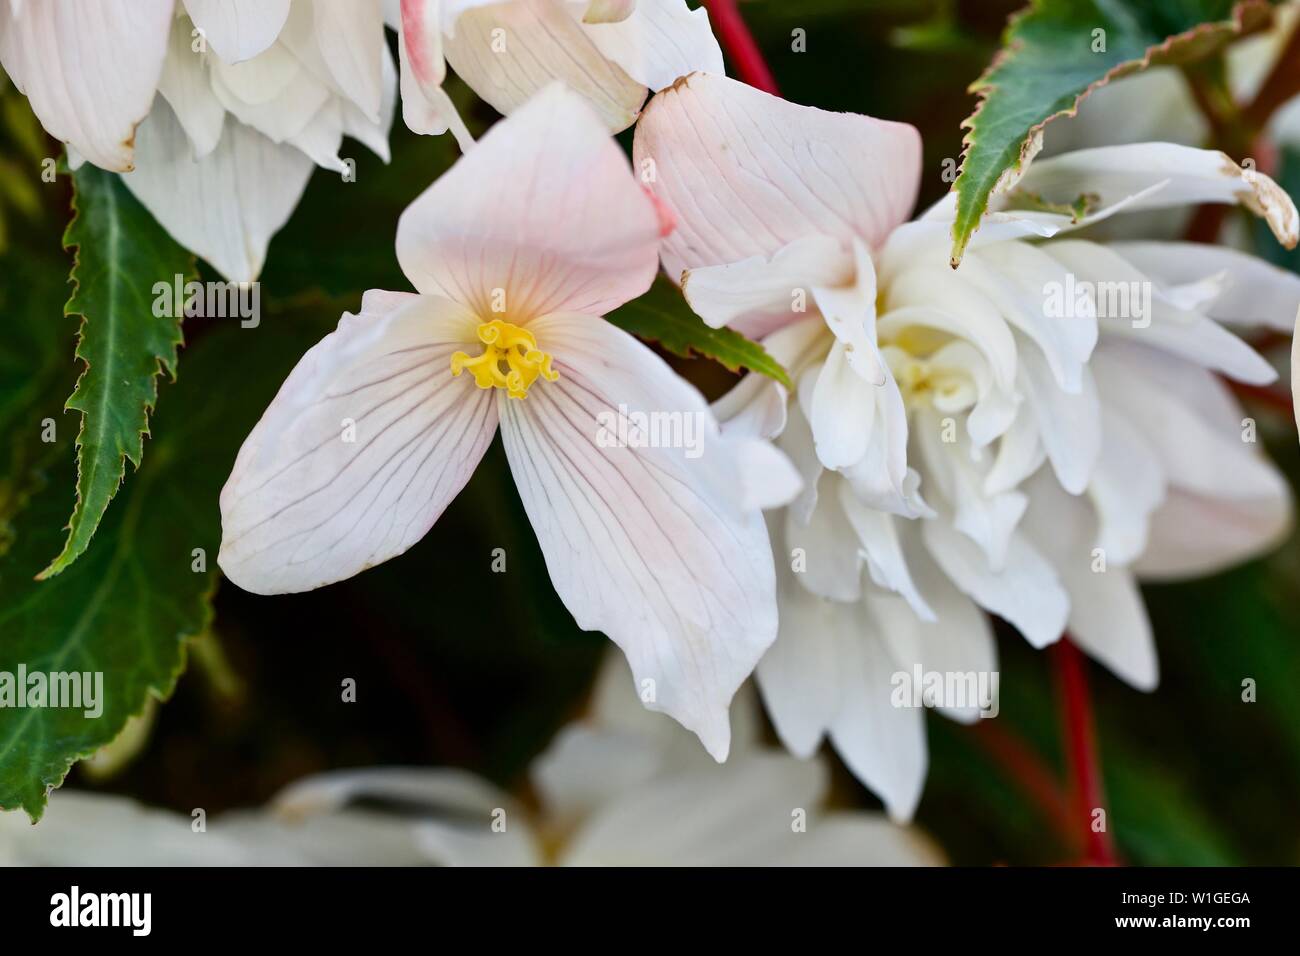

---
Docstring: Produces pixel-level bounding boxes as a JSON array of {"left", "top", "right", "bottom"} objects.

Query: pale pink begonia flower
[{"left": 218, "top": 85, "right": 799, "bottom": 760}]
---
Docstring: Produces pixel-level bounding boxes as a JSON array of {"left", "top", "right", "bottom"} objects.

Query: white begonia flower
[
  {"left": 393, "top": 0, "right": 723, "bottom": 146},
  {"left": 634, "top": 72, "right": 1299, "bottom": 819},
  {"left": 217, "top": 85, "right": 800, "bottom": 761},
  {"left": 0, "top": 0, "right": 396, "bottom": 280},
  {"left": 0, "top": 659, "right": 942, "bottom": 867}
]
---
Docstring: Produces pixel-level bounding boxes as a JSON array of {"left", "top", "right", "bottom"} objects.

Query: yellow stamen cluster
[{"left": 450, "top": 319, "right": 559, "bottom": 400}]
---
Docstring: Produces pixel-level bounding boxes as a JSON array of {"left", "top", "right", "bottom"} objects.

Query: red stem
[
  {"left": 1053, "top": 638, "right": 1118, "bottom": 866},
  {"left": 703, "top": 0, "right": 779, "bottom": 95},
  {"left": 969, "top": 721, "right": 1078, "bottom": 855}
]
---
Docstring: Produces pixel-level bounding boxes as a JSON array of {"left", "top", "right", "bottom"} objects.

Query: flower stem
[
  {"left": 968, "top": 720, "right": 1078, "bottom": 855},
  {"left": 703, "top": 0, "right": 779, "bottom": 95},
  {"left": 1053, "top": 638, "right": 1119, "bottom": 866}
]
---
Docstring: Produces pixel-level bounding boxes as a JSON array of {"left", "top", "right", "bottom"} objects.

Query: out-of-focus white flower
[
  {"left": 634, "top": 72, "right": 1299, "bottom": 819},
  {"left": 0, "top": 658, "right": 941, "bottom": 867},
  {"left": 270, "top": 657, "right": 944, "bottom": 866},
  {"left": 218, "top": 85, "right": 799, "bottom": 760},
  {"left": 393, "top": 0, "right": 722, "bottom": 144},
  {"left": 0, "top": 0, "right": 396, "bottom": 280}
]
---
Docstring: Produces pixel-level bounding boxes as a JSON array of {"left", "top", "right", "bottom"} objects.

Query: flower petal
[
  {"left": 1007, "top": 143, "right": 1300, "bottom": 249},
  {"left": 0, "top": 0, "right": 173, "bottom": 171},
  {"left": 579, "top": 0, "right": 724, "bottom": 91},
  {"left": 443, "top": 0, "right": 646, "bottom": 132},
  {"left": 123, "top": 100, "right": 316, "bottom": 282},
  {"left": 219, "top": 293, "right": 496, "bottom": 594},
  {"left": 1109, "top": 240, "right": 1300, "bottom": 332},
  {"left": 183, "top": 0, "right": 291, "bottom": 63},
  {"left": 396, "top": 83, "right": 661, "bottom": 319},
  {"left": 828, "top": 625, "right": 928, "bottom": 822},
  {"left": 311, "top": 0, "right": 386, "bottom": 123},
  {"left": 633, "top": 72, "right": 922, "bottom": 285},
  {"left": 498, "top": 313, "right": 778, "bottom": 760}
]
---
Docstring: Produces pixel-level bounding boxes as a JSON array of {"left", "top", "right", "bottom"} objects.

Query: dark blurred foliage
[{"left": 3, "top": 0, "right": 1296, "bottom": 863}]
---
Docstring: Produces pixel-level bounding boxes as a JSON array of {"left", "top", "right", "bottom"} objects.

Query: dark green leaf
[
  {"left": 40, "top": 164, "right": 195, "bottom": 578},
  {"left": 0, "top": 301, "right": 333, "bottom": 820},
  {"left": 606, "top": 278, "right": 792, "bottom": 387},
  {"left": 950, "top": 0, "right": 1273, "bottom": 265}
]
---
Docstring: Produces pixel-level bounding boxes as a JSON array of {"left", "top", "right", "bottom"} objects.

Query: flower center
[{"left": 450, "top": 319, "right": 559, "bottom": 400}]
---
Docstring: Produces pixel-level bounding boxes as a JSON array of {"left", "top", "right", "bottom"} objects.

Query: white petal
[
  {"left": 634, "top": 72, "right": 922, "bottom": 286},
  {"left": 828, "top": 626, "right": 928, "bottom": 822},
  {"left": 872, "top": 534, "right": 997, "bottom": 723},
  {"left": 776, "top": 814, "right": 945, "bottom": 866},
  {"left": 444, "top": 0, "right": 646, "bottom": 132},
  {"left": 580, "top": 0, "right": 724, "bottom": 91},
  {"left": 682, "top": 234, "right": 851, "bottom": 330},
  {"left": 183, "top": 0, "right": 291, "bottom": 63},
  {"left": 499, "top": 313, "right": 778, "bottom": 760},
  {"left": 123, "top": 100, "right": 315, "bottom": 282},
  {"left": 157, "top": 13, "right": 227, "bottom": 159},
  {"left": 1088, "top": 403, "right": 1166, "bottom": 567},
  {"left": 838, "top": 482, "right": 933, "bottom": 620},
  {"left": 312, "top": 0, "right": 385, "bottom": 122},
  {"left": 560, "top": 753, "right": 826, "bottom": 865},
  {"left": 1021, "top": 474, "right": 1158, "bottom": 690},
  {"left": 809, "top": 341, "right": 879, "bottom": 469},
  {"left": 786, "top": 473, "right": 862, "bottom": 602},
  {"left": 922, "top": 517, "right": 1068, "bottom": 649},
  {"left": 0, "top": 0, "right": 172, "bottom": 171},
  {"left": 756, "top": 554, "right": 848, "bottom": 758},
  {"left": 1045, "top": 240, "right": 1277, "bottom": 385},
  {"left": 1007, "top": 142, "right": 1299, "bottom": 248},
  {"left": 396, "top": 83, "right": 661, "bottom": 319},
  {"left": 1017, "top": 337, "right": 1101, "bottom": 495},
  {"left": 219, "top": 294, "right": 497, "bottom": 594},
  {"left": 1136, "top": 488, "right": 1291, "bottom": 580},
  {"left": 964, "top": 240, "right": 1098, "bottom": 392},
  {"left": 1109, "top": 240, "right": 1300, "bottom": 332}
]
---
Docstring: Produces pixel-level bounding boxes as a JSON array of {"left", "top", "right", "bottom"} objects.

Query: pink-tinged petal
[
  {"left": 633, "top": 72, "right": 922, "bottom": 285},
  {"left": 580, "top": 0, "right": 724, "bottom": 91},
  {"left": 183, "top": 0, "right": 291, "bottom": 63},
  {"left": 219, "top": 294, "right": 496, "bottom": 595},
  {"left": 0, "top": 0, "right": 172, "bottom": 171},
  {"left": 397, "top": 83, "right": 661, "bottom": 319},
  {"left": 123, "top": 100, "right": 315, "bottom": 282},
  {"left": 497, "top": 313, "right": 779, "bottom": 760},
  {"left": 1136, "top": 489, "right": 1291, "bottom": 580}
]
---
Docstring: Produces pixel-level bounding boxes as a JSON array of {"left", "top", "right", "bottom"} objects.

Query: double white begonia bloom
[
  {"left": 218, "top": 85, "right": 799, "bottom": 760},
  {"left": 634, "top": 73, "right": 1299, "bottom": 818},
  {"left": 0, "top": 0, "right": 395, "bottom": 280},
  {"left": 0, "top": 657, "right": 940, "bottom": 867},
  {"left": 394, "top": 0, "right": 722, "bottom": 142}
]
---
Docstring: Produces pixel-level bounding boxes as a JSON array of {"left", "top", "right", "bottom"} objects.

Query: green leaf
[
  {"left": 605, "top": 278, "right": 792, "bottom": 387},
  {"left": 39, "top": 164, "right": 195, "bottom": 578},
  {"left": 949, "top": 0, "right": 1273, "bottom": 265},
  {"left": 0, "top": 302, "right": 333, "bottom": 820}
]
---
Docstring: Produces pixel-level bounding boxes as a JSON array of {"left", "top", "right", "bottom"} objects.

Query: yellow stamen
[{"left": 450, "top": 319, "right": 559, "bottom": 400}]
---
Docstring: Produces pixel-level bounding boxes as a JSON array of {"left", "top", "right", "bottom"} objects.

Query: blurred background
[{"left": 2, "top": 0, "right": 1298, "bottom": 865}]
